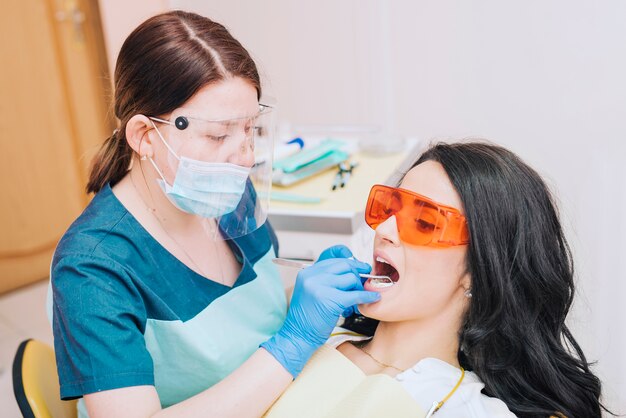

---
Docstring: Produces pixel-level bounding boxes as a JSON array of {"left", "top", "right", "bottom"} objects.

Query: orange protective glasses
[{"left": 365, "top": 184, "right": 470, "bottom": 247}]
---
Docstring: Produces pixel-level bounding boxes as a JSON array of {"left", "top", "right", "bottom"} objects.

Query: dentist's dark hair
[
  {"left": 345, "top": 141, "right": 612, "bottom": 417},
  {"left": 87, "top": 10, "right": 261, "bottom": 193}
]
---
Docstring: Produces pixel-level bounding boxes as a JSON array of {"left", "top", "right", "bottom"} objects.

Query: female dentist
[{"left": 50, "top": 10, "right": 379, "bottom": 418}]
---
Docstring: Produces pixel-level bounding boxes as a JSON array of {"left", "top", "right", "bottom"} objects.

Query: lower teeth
[{"left": 370, "top": 277, "right": 394, "bottom": 288}]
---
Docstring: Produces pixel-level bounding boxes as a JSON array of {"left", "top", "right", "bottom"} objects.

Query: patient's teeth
[
  {"left": 370, "top": 277, "right": 394, "bottom": 288},
  {"left": 376, "top": 256, "right": 389, "bottom": 264}
]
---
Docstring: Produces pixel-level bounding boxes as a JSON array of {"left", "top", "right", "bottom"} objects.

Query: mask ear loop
[
  {"left": 146, "top": 119, "right": 179, "bottom": 187},
  {"left": 135, "top": 133, "right": 161, "bottom": 214},
  {"left": 146, "top": 156, "right": 169, "bottom": 185},
  {"left": 149, "top": 118, "right": 181, "bottom": 160}
]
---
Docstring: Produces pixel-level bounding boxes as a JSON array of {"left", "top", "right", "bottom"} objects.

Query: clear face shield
[{"left": 148, "top": 103, "right": 275, "bottom": 240}]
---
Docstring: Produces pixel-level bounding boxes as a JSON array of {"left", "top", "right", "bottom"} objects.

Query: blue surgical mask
[{"left": 148, "top": 122, "right": 251, "bottom": 218}]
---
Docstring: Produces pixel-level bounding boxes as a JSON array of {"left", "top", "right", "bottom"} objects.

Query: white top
[{"left": 328, "top": 328, "right": 517, "bottom": 418}]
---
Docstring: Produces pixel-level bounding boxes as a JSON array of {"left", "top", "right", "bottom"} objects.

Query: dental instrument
[{"left": 272, "top": 258, "right": 394, "bottom": 287}]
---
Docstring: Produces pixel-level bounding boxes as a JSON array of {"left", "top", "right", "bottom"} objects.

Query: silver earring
[
  {"left": 140, "top": 155, "right": 147, "bottom": 161},
  {"left": 464, "top": 289, "right": 472, "bottom": 298}
]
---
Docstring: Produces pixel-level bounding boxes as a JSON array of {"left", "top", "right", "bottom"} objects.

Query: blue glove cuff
[{"left": 260, "top": 332, "right": 317, "bottom": 378}]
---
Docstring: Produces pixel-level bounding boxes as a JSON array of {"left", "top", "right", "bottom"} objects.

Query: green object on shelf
[
  {"left": 272, "top": 149, "right": 349, "bottom": 187},
  {"left": 273, "top": 139, "right": 346, "bottom": 174}
]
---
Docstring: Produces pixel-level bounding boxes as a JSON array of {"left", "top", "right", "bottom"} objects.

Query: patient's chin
[{"left": 357, "top": 301, "right": 387, "bottom": 320}]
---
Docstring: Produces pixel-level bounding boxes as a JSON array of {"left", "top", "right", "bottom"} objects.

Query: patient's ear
[
  {"left": 126, "top": 115, "right": 155, "bottom": 159},
  {"left": 460, "top": 272, "right": 471, "bottom": 296}
]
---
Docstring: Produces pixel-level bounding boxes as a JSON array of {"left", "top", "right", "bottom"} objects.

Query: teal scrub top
[{"left": 50, "top": 183, "right": 287, "bottom": 417}]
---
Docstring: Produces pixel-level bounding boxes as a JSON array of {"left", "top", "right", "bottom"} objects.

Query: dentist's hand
[
  {"left": 261, "top": 249, "right": 380, "bottom": 377},
  {"left": 317, "top": 245, "right": 366, "bottom": 318},
  {"left": 317, "top": 244, "right": 353, "bottom": 261}
]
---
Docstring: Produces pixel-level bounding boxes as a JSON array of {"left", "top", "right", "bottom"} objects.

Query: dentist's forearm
[
  {"left": 153, "top": 348, "right": 292, "bottom": 418},
  {"left": 85, "top": 349, "right": 292, "bottom": 418}
]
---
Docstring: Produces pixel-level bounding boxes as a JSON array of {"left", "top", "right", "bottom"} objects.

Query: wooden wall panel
[{"left": 0, "top": 0, "right": 113, "bottom": 293}]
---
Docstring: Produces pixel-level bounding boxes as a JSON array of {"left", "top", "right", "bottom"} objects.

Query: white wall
[
  {"left": 103, "top": 0, "right": 626, "bottom": 412},
  {"left": 98, "top": 0, "right": 168, "bottom": 78}
]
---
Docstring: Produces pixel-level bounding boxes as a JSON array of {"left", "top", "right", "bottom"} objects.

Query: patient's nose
[{"left": 376, "top": 215, "right": 401, "bottom": 246}]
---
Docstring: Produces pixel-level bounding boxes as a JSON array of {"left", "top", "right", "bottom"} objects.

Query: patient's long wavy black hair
[{"left": 345, "top": 142, "right": 612, "bottom": 417}]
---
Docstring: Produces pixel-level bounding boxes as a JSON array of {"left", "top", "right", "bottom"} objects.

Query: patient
[{"left": 264, "top": 142, "right": 610, "bottom": 418}]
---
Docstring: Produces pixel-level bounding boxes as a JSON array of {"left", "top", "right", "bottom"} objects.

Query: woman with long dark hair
[{"left": 264, "top": 142, "right": 610, "bottom": 418}]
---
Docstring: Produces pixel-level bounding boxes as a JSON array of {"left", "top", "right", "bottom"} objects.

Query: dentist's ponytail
[{"left": 87, "top": 128, "right": 131, "bottom": 194}]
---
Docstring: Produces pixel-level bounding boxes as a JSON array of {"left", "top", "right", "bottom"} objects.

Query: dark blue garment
[{"left": 51, "top": 184, "right": 283, "bottom": 403}]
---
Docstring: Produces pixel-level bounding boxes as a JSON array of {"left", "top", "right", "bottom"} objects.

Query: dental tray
[
  {"left": 272, "top": 149, "right": 349, "bottom": 187},
  {"left": 272, "top": 139, "right": 350, "bottom": 186}
]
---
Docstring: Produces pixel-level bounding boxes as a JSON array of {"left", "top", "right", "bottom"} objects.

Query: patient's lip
[
  {"left": 373, "top": 249, "right": 400, "bottom": 281},
  {"left": 374, "top": 249, "right": 396, "bottom": 268}
]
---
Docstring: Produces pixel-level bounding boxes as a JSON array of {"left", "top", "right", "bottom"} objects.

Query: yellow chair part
[{"left": 12, "top": 339, "right": 77, "bottom": 418}]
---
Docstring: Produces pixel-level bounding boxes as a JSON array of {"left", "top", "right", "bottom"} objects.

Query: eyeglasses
[{"left": 365, "top": 184, "right": 469, "bottom": 247}]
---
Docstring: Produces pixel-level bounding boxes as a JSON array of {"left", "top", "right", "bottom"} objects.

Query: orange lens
[{"left": 365, "top": 184, "right": 469, "bottom": 247}]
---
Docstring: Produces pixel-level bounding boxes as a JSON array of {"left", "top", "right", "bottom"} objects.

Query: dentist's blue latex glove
[
  {"left": 317, "top": 244, "right": 354, "bottom": 261},
  {"left": 318, "top": 245, "right": 365, "bottom": 318},
  {"left": 261, "top": 246, "right": 380, "bottom": 377}
]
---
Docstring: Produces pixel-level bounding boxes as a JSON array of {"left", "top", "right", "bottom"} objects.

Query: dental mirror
[{"left": 272, "top": 258, "right": 394, "bottom": 286}]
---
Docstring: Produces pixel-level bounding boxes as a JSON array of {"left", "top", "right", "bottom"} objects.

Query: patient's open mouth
[{"left": 375, "top": 256, "right": 400, "bottom": 282}]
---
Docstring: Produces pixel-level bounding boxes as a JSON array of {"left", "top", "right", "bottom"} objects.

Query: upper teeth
[{"left": 376, "top": 256, "right": 389, "bottom": 264}]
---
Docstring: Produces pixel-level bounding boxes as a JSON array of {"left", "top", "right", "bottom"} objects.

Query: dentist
[{"left": 49, "top": 10, "right": 379, "bottom": 418}]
